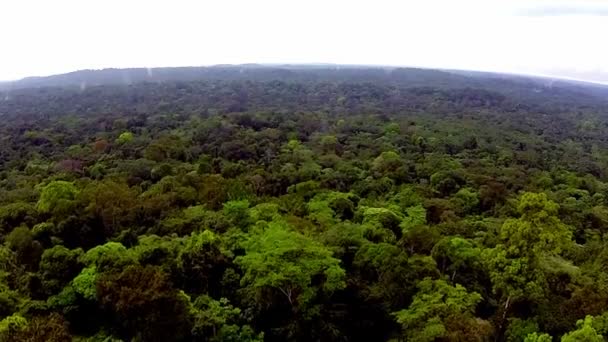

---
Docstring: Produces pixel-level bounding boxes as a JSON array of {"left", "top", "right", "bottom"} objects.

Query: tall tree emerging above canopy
[
  {"left": 36, "top": 181, "right": 79, "bottom": 217},
  {"left": 236, "top": 221, "right": 346, "bottom": 311},
  {"left": 484, "top": 192, "right": 574, "bottom": 335},
  {"left": 501, "top": 192, "right": 572, "bottom": 257}
]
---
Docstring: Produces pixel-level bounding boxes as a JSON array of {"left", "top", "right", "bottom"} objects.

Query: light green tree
[
  {"left": 0, "top": 314, "right": 27, "bottom": 341},
  {"left": 393, "top": 278, "right": 488, "bottom": 342},
  {"left": 79, "top": 241, "right": 135, "bottom": 272},
  {"left": 72, "top": 267, "right": 98, "bottom": 300},
  {"left": 524, "top": 332, "right": 552, "bottom": 342},
  {"left": 400, "top": 205, "right": 427, "bottom": 233},
  {"left": 453, "top": 187, "right": 480, "bottom": 214},
  {"left": 36, "top": 181, "right": 79, "bottom": 216},
  {"left": 236, "top": 221, "right": 346, "bottom": 310},
  {"left": 223, "top": 200, "right": 251, "bottom": 229},
  {"left": 190, "top": 295, "right": 263, "bottom": 342},
  {"left": 116, "top": 131, "right": 134, "bottom": 144},
  {"left": 561, "top": 316, "right": 603, "bottom": 342},
  {"left": 432, "top": 236, "right": 481, "bottom": 281},
  {"left": 483, "top": 192, "right": 573, "bottom": 334},
  {"left": 371, "top": 151, "right": 402, "bottom": 178}
]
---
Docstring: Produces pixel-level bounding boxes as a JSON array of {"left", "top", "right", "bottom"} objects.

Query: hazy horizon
[
  {"left": 2, "top": 0, "right": 608, "bottom": 83},
  {"left": 3, "top": 63, "right": 608, "bottom": 87}
]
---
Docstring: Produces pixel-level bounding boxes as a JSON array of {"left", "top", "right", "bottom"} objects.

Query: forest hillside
[{"left": 0, "top": 66, "right": 608, "bottom": 341}]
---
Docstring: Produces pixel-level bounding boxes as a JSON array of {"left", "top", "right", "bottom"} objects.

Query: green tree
[
  {"left": 249, "top": 203, "right": 280, "bottom": 223},
  {"left": 115, "top": 131, "right": 134, "bottom": 144},
  {"left": 524, "top": 332, "right": 552, "bottom": 342},
  {"left": 506, "top": 318, "right": 542, "bottom": 342},
  {"left": 177, "top": 230, "right": 228, "bottom": 295},
  {"left": 36, "top": 181, "right": 79, "bottom": 217},
  {"left": 10, "top": 313, "right": 72, "bottom": 342},
  {"left": 371, "top": 151, "right": 404, "bottom": 180},
  {"left": 236, "top": 221, "right": 346, "bottom": 310},
  {"left": 432, "top": 236, "right": 481, "bottom": 282},
  {"left": 400, "top": 205, "right": 427, "bottom": 233},
  {"left": 499, "top": 192, "right": 571, "bottom": 257},
  {"left": 483, "top": 192, "right": 573, "bottom": 335},
  {"left": 96, "top": 264, "right": 192, "bottom": 341},
  {"left": 38, "top": 245, "right": 83, "bottom": 295},
  {"left": 393, "top": 278, "right": 490, "bottom": 342},
  {"left": 190, "top": 295, "right": 263, "bottom": 342},
  {"left": 0, "top": 202, "right": 37, "bottom": 232},
  {"left": 223, "top": 199, "right": 251, "bottom": 229},
  {"left": 561, "top": 316, "right": 602, "bottom": 342},
  {"left": 308, "top": 192, "right": 357, "bottom": 225},
  {"left": 79, "top": 179, "right": 138, "bottom": 235},
  {"left": 319, "top": 134, "right": 338, "bottom": 154},
  {"left": 453, "top": 187, "right": 480, "bottom": 214},
  {"left": 71, "top": 266, "right": 97, "bottom": 300},
  {"left": 79, "top": 241, "right": 135, "bottom": 272},
  {"left": 5, "top": 226, "right": 43, "bottom": 270},
  {"left": 353, "top": 242, "right": 438, "bottom": 309},
  {"left": 0, "top": 314, "right": 28, "bottom": 341}
]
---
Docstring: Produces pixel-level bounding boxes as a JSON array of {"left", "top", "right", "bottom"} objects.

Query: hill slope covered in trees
[{"left": 1, "top": 67, "right": 608, "bottom": 341}]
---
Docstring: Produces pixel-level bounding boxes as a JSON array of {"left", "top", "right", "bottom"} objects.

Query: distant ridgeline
[{"left": 1, "top": 65, "right": 607, "bottom": 119}]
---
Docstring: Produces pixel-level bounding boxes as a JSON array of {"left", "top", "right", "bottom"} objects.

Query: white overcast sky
[{"left": 1, "top": 0, "right": 608, "bottom": 82}]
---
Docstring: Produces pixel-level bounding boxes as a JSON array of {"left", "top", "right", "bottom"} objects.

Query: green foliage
[
  {"left": 79, "top": 242, "right": 134, "bottom": 272},
  {"left": 524, "top": 332, "right": 552, "bottom": 342},
  {"left": 191, "top": 295, "right": 240, "bottom": 335},
  {"left": 506, "top": 318, "right": 541, "bottom": 342},
  {"left": 10, "top": 313, "right": 72, "bottom": 341},
  {"left": 3, "top": 68, "right": 608, "bottom": 341},
  {"left": 432, "top": 236, "right": 481, "bottom": 281},
  {"left": 371, "top": 151, "right": 407, "bottom": 181},
  {"left": 213, "top": 324, "right": 264, "bottom": 342},
  {"left": 236, "top": 221, "right": 346, "bottom": 309},
  {"left": 79, "top": 179, "right": 138, "bottom": 233},
  {"left": 223, "top": 200, "right": 251, "bottom": 229},
  {"left": 97, "top": 264, "right": 192, "bottom": 341},
  {"left": 115, "top": 131, "right": 134, "bottom": 144},
  {"left": 0, "top": 202, "right": 36, "bottom": 231},
  {"left": 129, "top": 234, "right": 182, "bottom": 267},
  {"left": 505, "top": 192, "right": 572, "bottom": 256},
  {"left": 0, "top": 290, "right": 19, "bottom": 318},
  {"left": 400, "top": 205, "right": 427, "bottom": 232},
  {"left": 308, "top": 191, "right": 356, "bottom": 225},
  {"left": 353, "top": 241, "right": 437, "bottom": 308},
  {"left": 159, "top": 205, "right": 226, "bottom": 235},
  {"left": 391, "top": 185, "right": 423, "bottom": 210},
  {"left": 72, "top": 267, "right": 98, "bottom": 300},
  {"left": 190, "top": 295, "right": 263, "bottom": 341},
  {"left": 454, "top": 187, "right": 480, "bottom": 214},
  {"left": 484, "top": 192, "right": 573, "bottom": 302},
  {"left": 393, "top": 278, "right": 488, "bottom": 341},
  {"left": 249, "top": 202, "right": 280, "bottom": 223},
  {"left": 38, "top": 245, "right": 83, "bottom": 294},
  {"left": 5, "top": 226, "right": 42, "bottom": 269},
  {"left": 0, "top": 314, "right": 27, "bottom": 341},
  {"left": 561, "top": 316, "right": 603, "bottom": 342},
  {"left": 177, "top": 230, "right": 227, "bottom": 294},
  {"left": 36, "top": 180, "right": 79, "bottom": 216}
]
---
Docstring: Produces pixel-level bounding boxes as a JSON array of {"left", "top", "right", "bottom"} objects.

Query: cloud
[
  {"left": 0, "top": 0, "right": 607, "bottom": 83},
  {"left": 516, "top": 3, "right": 608, "bottom": 16}
]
